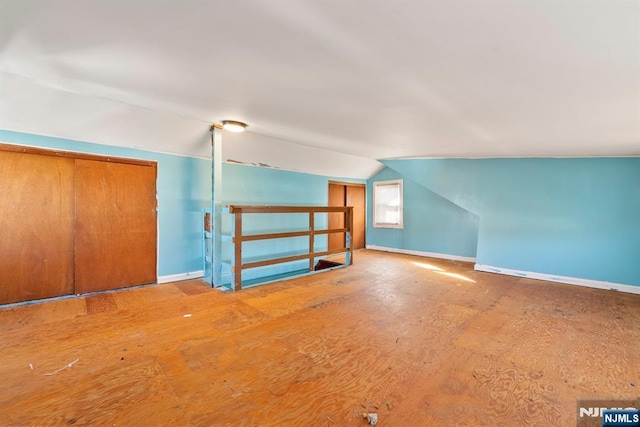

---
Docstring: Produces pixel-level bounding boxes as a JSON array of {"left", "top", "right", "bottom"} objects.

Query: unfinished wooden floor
[{"left": 0, "top": 250, "right": 638, "bottom": 426}]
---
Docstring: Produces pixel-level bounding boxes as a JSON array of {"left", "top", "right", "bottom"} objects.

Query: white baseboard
[
  {"left": 366, "top": 244, "right": 476, "bottom": 263},
  {"left": 474, "top": 264, "right": 640, "bottom": 295},
  {"left": 158, "top": 270, "right": 204, "bottom": 284}
]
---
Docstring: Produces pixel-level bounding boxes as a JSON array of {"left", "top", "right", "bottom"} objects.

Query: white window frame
[{"left": 373, "top": 179, "right": 403, "bottom": 229}]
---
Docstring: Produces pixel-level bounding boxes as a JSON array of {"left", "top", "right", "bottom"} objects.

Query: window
[{"left": 373, "top": 179, "right": 403, "bottom": 228}]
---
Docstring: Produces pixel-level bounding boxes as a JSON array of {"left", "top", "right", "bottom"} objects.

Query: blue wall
[
  {"left": 367, "top": 167, "right": 479, "bottom": 258},
  {"left": 0, "top": 130, "right": 210, "bottom": 278},
  {"left": 372, "top": 158, "right": 640, "bottom": 287}
]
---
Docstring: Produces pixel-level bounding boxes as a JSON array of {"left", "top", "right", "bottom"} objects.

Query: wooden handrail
[
  {"left": 228, "top": 205, "right": 351, "bottom": 214},
  {"left": 228, "top": 205, "right": 354, "bottom": 291}
]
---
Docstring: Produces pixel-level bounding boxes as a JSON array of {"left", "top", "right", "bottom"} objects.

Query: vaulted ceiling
[{"left": 1, "top": 1, "right": 638, "bottom": 178}]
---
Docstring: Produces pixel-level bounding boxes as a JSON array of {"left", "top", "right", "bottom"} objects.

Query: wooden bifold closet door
[
  {"left": 0, "top": 151, "right": 75, "bottom": 304},
  {"left": 0, "top": 145, "right": 157, "bottom": 305},
  {"left": 74, "top": 159, "right": 157, "bottom": 294}
]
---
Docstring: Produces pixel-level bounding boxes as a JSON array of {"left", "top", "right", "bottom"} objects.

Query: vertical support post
[
  {"left": 346, "top": 207, "right": 354, "bottom": 266},
  {"left": 211, "top": 127, "right": 223, "bottom": 287},
  {"left": 308, "top": 212, "right": 315, "bottom": 271},
  {"left": 203, "top": 209, "right": 212, "bottom": 285},
  {"left": 234, "top": 208, "right": 243, "bottom": 291}
]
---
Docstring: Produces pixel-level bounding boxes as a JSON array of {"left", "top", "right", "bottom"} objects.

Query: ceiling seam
[{"left": 0, "top": 68, "right": 212, "bottom": 126}]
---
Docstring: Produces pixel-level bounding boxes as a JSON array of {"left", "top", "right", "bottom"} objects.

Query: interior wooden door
[
  {"left": 328, "top": 184, "right": 346, "bottom": 250},
  {"left": 0, "top": 151, "right": 75, "bottom": 304},
  {"left": 328, "top": 182, "right": 366, "bottom": 251},
  {"left": 74, "top": 159, "right": 157, "bottom": 294},
  {"left": 346, "top": 185, "right": 366, "bottom": 250}
]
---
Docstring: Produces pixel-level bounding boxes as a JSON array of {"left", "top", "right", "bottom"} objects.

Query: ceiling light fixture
[{"left": 220, "top": 120, "right": 248, "bottom": 132}]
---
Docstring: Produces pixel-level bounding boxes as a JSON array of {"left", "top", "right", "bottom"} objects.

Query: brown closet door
[
  {"left": 0, "top": 151, "right": 75, "bottom": 304},
  {"left": 328, "top": 183, "right": 346, "bottom": 250},
  {"left": 346, "top": 185, "right": 366, "bottom": 250},
  {"left": 75, "top": 160, "right": 157, "bottom": 294}
]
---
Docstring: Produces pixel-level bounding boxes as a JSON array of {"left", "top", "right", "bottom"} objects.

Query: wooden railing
[{"left": 226, "top": 205, "right": 354, "bottom": 291}]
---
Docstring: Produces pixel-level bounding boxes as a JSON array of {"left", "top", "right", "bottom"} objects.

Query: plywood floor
[{"left": 0, "top": 250, "right": 638, "bottom": 426}]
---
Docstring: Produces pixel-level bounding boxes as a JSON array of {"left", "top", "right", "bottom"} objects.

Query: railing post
[
  {"left": 309, "top": 212, "right": 315, "bottom": 271},
  {"left": 347, "top": 207, "right": 354, "bottom": 266},
  {"left": 234, "top": 207, "right": 243, "bottom": 291}
]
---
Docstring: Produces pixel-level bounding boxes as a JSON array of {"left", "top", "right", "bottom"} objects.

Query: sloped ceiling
[{"left": 0, "top": 1, "right": 638, "bottom": 178}]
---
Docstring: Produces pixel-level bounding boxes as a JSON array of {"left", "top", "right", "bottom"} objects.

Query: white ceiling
[{"left": 1, "top": 1, "right": 638, "bottom": 178}]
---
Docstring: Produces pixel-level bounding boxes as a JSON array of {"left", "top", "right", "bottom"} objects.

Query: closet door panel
[
  {"left": 0, "top": 151, "right": 75, "bottom": 304},
  {"left": 75, "top": 160, "right": 157, "bottom": 294},
  {"left": 346, "top": 185, "right": 366, "bottom": 250}
]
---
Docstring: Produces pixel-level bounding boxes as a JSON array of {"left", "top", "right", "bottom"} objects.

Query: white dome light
[{"left": 221, "top": 120, "right": 248, "bottom": 132}]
